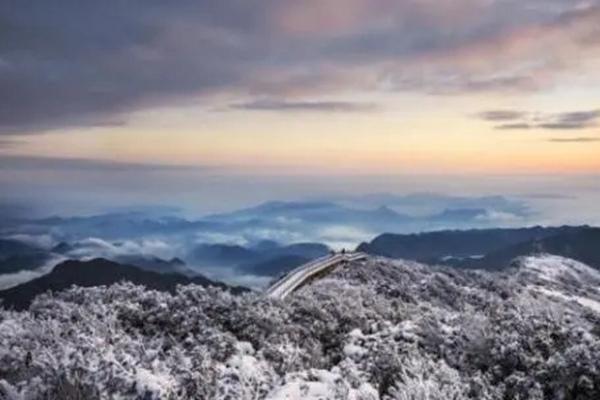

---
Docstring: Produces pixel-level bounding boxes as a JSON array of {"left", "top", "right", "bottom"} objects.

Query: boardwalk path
[{"left": 265, "top": 252, "right": 367, "bottom": 299}]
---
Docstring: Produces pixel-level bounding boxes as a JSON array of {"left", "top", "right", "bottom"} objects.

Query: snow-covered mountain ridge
[
  {"left": 1, "top": 254, "right": 600, "bottom": 399},
  {"left": 517, "top": 255, "right": 600, "bottom": 314}
]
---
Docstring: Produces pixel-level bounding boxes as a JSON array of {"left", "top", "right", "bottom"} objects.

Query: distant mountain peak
[
  {"left": 51, "top": 241, "right": 73, "bottom": 254},
  {"left": 374, "top": 205, "right": 397, "bottom": 215},
  {"left": 169, "top": 257, "right": 185, "bottom": 266}
]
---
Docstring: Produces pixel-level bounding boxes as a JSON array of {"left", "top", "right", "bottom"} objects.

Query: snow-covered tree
[{"left": 1, "top": 254, "right": 600, "bottom": 399}]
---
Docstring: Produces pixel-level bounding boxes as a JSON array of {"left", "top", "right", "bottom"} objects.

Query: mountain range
[
  {"left": 0, "top": 195, "right": 531, "bottom": 251},
  {"left": 187, "top": 241, "right": 331, "bottom": 277},
  {"left": 3, "top": 222, "right": 600, "bottom": 300},
  {"left": 358, "top": 225, "right": 600, "bottom": 270},
  {"left": 0, "top": 258, "right": 247, "bottom": 311}
]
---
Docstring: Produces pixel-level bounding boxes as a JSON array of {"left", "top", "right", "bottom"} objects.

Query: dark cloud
[
  {"left": 0, "top": 155, "right": 207, "bottom": 172},
  {"left": 478, "top": 111, "right": 528, "bottom": 122},
  {"left": 0, "top": 1, "right": 266, "bottom": 134},
  {"left": 495, "top": 123, "right": 532, "bottom": 130},
  {"left": 0, "top": 138, "right": 21, "bottom": 148},
  {"left": 541, "top": 110, "right": 600, "bottom": 130},
  {"left": 548, "top": 137, "right": 600, "bottom": 143},
  {"left": 519, "top": 193, "right": 576, "bottom": 200},
  {"left": 1, "top": 1, "right": 599, "bottom": 134},
  {"left": 477, "top": 108, "right": 600, "bottom": 130},
  {"left": 539, "top": 123, "right": 592, "bottom": 130},
  {"left": 230, "top": 100, "right": 379, "bottom": 113},
  {"left": 436, "top": 75, "right": 543, "bottom": 95}
]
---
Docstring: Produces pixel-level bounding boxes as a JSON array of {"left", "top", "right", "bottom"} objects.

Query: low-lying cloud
[
  {"left": 477, "top": 111, "right": 528, "bottom": 122},
  {"left": 64, "top": 238, "right": 177, "bottom": 261},
  {"left": 548, "top": 137, "right": 600, "bottom": 143},
  {"left": 0, "top": 255, "right": 65, "bottom": 290},
  {"left": 0, "top": 155, "right": 206, "bottom": 172},
  {"left": 229, "top": 100, "right": 380, "bottom": 113},
  {"left": 478, "top": 109, "right": 600, "bottom": 131}
]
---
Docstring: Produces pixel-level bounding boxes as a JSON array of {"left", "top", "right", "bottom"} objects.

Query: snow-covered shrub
[
  {"left": 1, "top": 254, "right": 600, "bottom": 399},
  {"left": 384, "top": 356, "right": 468, "bottom": 400}
]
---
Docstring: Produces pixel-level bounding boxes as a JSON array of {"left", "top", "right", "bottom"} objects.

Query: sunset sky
[{"left": 1, "top": 1, "right": 599, "bottom": 215}]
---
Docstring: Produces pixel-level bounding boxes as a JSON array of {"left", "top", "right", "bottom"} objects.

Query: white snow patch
[
  {"left": 343, "top": 343, "right": 366, "bottom": 358},
  {"left": 530, "top": 286, "right": 600, "bottom": 314},
  {"left": 266, "top": 369, "right": 377, "bottom": 400},
  {"left": 135, "top": 368, "right": 176, "bottom": 398},
  {"left": 530, "top": 286, "right": 571, "bottom": 301},
  {"left": 394, "top": 319, "right": 418, "bottom": 340},
  {"left": 266, "top": 370, "right": 337, "bottom": 399},
  {"left": 0, "top": 317, "right": 25, "bottom": 336},
  {"left": 573, "top": 296, "right": 600, "bottom": 313},
  {"left": 217, "top": 341, "right": 276, "bottom": 397},
  {"left": 520, "top": 254, "right": 600, "bottom": 284}
]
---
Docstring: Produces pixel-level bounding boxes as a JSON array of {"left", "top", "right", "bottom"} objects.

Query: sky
[{"left": 1, "top": 0, "right": 599, "bottom": 217}]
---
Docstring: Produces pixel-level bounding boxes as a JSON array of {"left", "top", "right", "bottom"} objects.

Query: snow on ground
[
  {"left": 519, "top": 254, "right": 600, "bottom": 284},
  {"left": 574, "top": 296, "right": 600, "bottom": 313},
  {"left": 3, "top": 254, "right": 600, "bottom": 399},
  {"left": 530, "top": 285, "right": 600, "bottom": 314},
  {"left": 265, "top": 369, "right": 378, "bottom": 400},
  {"left": 524, "top": 254, "right": 600, "bottom": 314},
  {"left": 135, "top": 368, "right": 177, "bottom": 398},
  {"left": 530, "top": 285, "right": 571, "bottom": 302}
]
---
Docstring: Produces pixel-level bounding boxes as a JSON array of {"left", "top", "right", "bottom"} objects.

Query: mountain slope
[
  {"left": 112, "top": 255, "right": 195, "bottom": 276},
  {"left": 459, "top": 227, "right": 600, "bottom": 270},
  {"left": 1, "top": 254, "right": 600, "bottom": 399},
  {"left": 0, "top": 239, "right": 53, "bottom": 274},
  {"left": 357, "top": 226, "right": 587, "bottom": 264},
  {"left": 187, "top": 242, "right": 330, "bottom": 277},
  {"left": 239, "top": 255, "right": 309, "bottom": 277},
  {"left": 0, "top": 258, "right": 247, "bottom": 310},
  {"left": 188, "top": 244, "right": 259, "bottom": 266}
]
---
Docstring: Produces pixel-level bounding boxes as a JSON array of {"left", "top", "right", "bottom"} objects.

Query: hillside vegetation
[{"left": 2, "top": 255, "right": 600, "bottom": 399}]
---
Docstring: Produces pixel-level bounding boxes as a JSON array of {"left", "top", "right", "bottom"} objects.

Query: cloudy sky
[{"left": 1, "top": 0, "right": 599, "bottom": 215}]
